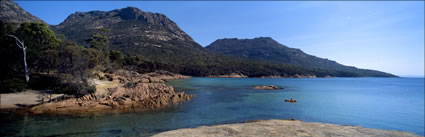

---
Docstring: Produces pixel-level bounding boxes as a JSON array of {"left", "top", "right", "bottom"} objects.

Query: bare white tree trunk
[
  {"left": 8, "top": 35, "right": 29, "bottom": 83},
  {"left": 22, "top": 47, "right": 29, "bottom": 82}
]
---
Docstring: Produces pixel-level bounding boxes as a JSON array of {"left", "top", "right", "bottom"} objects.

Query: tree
[
  {"left": 83, "top": 48, "right": 103, "bottom": 69},
  {"left": 14, "top": 23, "right": 59, "bottom": 73},
  {"left": 109, "top": 50, "right": 124, "bottom": 64},
  {"left": 86, "top": 34, "right": 109, "bottom": 52},
  {"left": 39, "top": 49, "right": 58, "bottom": 74},
  {"left": 0, "top": 22, "right": 20, "bottom": 77},
  {"left": 0, "top": 22, "right": 28, "bottom": 96},
  {"left": 7, "top": 35, "right": 29, "bottom": 82},
  {"left": 55, "top": 40, "right": 96, "bottom": 96}
]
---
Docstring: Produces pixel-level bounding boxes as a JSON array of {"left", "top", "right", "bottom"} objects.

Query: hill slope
[
  {"left": 206, "top": 37, "right": 396, "bottom": 77},
  {"left": 52, "top": 6, "right": 207, "bottom": 60},
  {"left": 0, "top": 0, "right": 44, "bottom": 23}
]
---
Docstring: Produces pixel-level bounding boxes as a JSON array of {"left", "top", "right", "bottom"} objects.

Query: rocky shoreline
[
  {"left": 153, "top": 119, "right": 421, "bottom": 137},
  {"left": 207, "top": 73, "right": 324, "bottom": 78},
  {"left": 260, "top": 74, "right": 319, "bottom": 78},
  {"left": 207, "top": 73, "right": 248, "bottom": 78},
  {"left": 28, "top": 70, "right": 193, "bottom": 115},
  {"left": 1, "top": 71, "right": 322, "bottom": 115}
]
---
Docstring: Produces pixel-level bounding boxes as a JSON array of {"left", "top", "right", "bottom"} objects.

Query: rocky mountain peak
[
  {"left": 53, "top": 6, "right": 203, "bottom": 57},
  {"left": 253, "top": 36, "right": 273, "bottom": 40},
  {"left": 250, "top": 37, "right": 280, "bottom": 45},
  {"left": 0, "top": 0, "right": 44, "bottom": 23},
  {"left": 115, "top": 6, "right": 144, "bottom": 19},
  {"left": 57, "top": 6, "right": 193, "bottom": 41}
]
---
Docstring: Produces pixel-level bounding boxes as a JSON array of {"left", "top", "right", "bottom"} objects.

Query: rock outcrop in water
[
  {"left": 153, "top": 119, "right": 421, "bottom": 137},
  {"left": 29, "top": 70, "right": 193, "bottom": 115},
  {"left": 252, "top": 85, "right": 282, "bottom": 90}
]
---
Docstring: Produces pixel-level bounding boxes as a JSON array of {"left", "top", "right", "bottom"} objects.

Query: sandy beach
[
  {"left": 0, "top": 90, "right": 63, "bottom": 109},
  {"left": 0, "top": 79, "right": 119, "bottom": 110}
]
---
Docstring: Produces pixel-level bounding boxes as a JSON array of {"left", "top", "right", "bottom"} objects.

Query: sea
[{"left": 1, "top": 77, "right": 423, "bottom": 136}]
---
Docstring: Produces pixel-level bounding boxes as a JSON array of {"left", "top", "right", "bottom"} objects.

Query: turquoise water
[{"left": 1, "top": 78, "right": 424, "bottom": 136}]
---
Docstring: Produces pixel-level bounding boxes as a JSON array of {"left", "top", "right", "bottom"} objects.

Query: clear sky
[{"left": 16, "top": 1, "right": 424, "bottom": 77}]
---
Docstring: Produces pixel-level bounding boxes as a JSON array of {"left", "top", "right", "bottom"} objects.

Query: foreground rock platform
[{"left": 153, "top": 120, "right": 421, "bottom": 137}]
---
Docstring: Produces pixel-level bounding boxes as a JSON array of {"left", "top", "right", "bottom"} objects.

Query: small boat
[{"left": 284, "top": 99, "right": 297, "bottom": 103}]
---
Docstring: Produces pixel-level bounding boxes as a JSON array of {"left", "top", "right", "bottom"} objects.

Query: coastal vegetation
[{"left": 0, "top": 22, "right": 119, "bottom": 96}]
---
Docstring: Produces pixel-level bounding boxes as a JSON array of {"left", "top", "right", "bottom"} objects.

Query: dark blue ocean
[{"left": 1, "top": 78, "right": 424, "bottom": 136}]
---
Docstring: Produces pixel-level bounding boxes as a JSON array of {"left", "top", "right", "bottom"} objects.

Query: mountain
[
  {"left": 0, "top": 0, "right": 44, "bottom": 23},
  {"left": 206, "top": 37, "right": 342, "bottom": 69},
  {"left": 206, "top": 37, "right": 396, "bottom": 77},
  {"left": 52, "top": 6, "right": 207, "bottom": 60},
  {"left": 41, "top": 6, "right": 394, "bottom": 77},
  {"left": 50, "top": 7, "right": 325, "bottom": 77}
]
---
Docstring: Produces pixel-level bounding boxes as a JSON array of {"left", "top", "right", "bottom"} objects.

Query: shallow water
[{"left": 1, "top": 77, "right": 424, "bottom": 136}]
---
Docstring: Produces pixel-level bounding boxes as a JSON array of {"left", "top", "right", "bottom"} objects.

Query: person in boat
[{"left": 285, "top": 98, "right": 296, "bottom": 102}]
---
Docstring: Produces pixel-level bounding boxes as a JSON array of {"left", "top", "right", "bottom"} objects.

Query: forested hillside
[{"left": 206, "top": 37, "right": 396, "bottom": 77}]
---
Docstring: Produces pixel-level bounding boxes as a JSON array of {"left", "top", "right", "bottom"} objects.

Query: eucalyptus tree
[
  {"left": 7, "top": 35, "right": 29, "bottom": 82},
  {"left": 14, "top": 23, "right": 59, "bottom": 73}
]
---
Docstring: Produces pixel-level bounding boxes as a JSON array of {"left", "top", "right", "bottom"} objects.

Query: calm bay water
[{"left": 1, "top": 77, "right": 424, "bottom": 136}]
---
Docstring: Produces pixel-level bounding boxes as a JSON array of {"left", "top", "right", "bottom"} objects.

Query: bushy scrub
[
  {"left": 27, "top": 74, "right": 59, "bottom": 90},
  {"left": 0, "top": 78, "right": 27, "bottom": 93},
  {"left": 53, "top": 74, "right": 96, "bottom": 96}
]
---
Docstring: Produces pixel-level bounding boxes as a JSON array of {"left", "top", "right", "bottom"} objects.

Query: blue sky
[{"left": 16, "top": 1, "right": 424, "bottom": 77}]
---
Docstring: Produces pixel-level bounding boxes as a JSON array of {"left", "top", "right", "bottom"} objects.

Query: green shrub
[
  {"left": 0, "top": 78, "right": 27, "bottom": 93},
  {"left": 53, "top": 82, "right": 95, "bottom": 97},
  {"left": 27, "top": 74, "right": 60, "bottom": 90}
]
